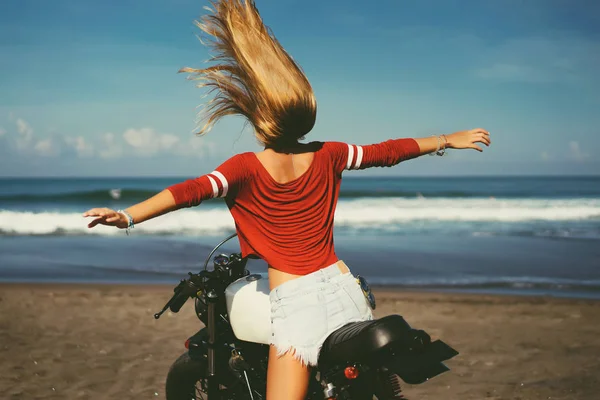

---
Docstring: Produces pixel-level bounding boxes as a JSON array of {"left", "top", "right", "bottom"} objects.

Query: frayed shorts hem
[
  {"left": 269, "top": 262, "right": 373, "bottom": 367},
  {"left": 269, "top": 315, "right": 371, "bottom": 367}
]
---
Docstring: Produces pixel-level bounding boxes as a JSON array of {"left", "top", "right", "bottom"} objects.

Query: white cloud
[
  {"left": 16, "top": 118, "right": 33, "bottom": 139},
  {"left": 7, "top": 117, "right": 96, "bottom": 158},
  {"left": 31, "top": 136, "right": 92, "bottom": 158},
  {"left": 123, "top": 128, "right": 152, "bottom": 148},
  {"left": 98, "top": 132, "right": 123, "bottom": 159},
  {"left": 123, "top": 127, "right": 180, "bottom": 156},
  {"left": 15, "top": 118, "right": 34, "bottom": 149},
  {"left": 176, "top": 136, "right": 217, "bottom": 157},
  {"left": 121, "top": 127, "right": 216, "bottom": 158},
  {"left": 4, "top": 119, "right": 216, "bottom": 161},
  {"left": 97, "top": 128, "right": 213, "bottom": 159},
  {"left": 34, "top": 138, "right": 61, "bottom": 157},
  {"left": 569, "top": 141, "right": 589, "bottom": 162},
  {"left": 64, "top": 136, "right": 94, "bottom": 158},
  {"left": 160, "top": 134, "right": 180, "bottom": 150}
]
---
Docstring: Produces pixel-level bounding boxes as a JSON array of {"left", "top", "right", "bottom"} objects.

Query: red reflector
[
  {"left": 344, "top": 366, "right": 359, "bottom": 379},
  {"left": 184, "top": 339, "right": 190, "bottom": 349}
]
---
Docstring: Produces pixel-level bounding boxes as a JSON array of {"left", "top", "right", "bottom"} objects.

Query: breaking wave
[{"left": 1, "top": 198, "right": 598, "bottom": 237}]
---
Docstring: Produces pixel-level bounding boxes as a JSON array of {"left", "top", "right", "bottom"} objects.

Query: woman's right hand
[
  {"left": 446, "top": 128, "right": 491, "bottom": 152},
  {"left": 83, "top": 208, "right": 129, "bottom": 229}
]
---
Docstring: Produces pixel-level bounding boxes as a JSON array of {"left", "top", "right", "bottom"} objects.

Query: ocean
[{"left": 1, "top": 176, "right": 599, "bottom": 299}]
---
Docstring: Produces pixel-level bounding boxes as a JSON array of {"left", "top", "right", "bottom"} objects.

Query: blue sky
[{"left": 1, "top": 0, "right": 599, "bottom": 177}]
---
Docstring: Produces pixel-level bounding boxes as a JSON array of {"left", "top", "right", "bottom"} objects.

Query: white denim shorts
[{"left": 269, "top": 261, "right": 373, "bottom": 367}]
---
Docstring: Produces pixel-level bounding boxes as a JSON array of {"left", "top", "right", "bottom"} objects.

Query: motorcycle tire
[{"left": 165, "top": 352, "right": 210, "bottom": 399}]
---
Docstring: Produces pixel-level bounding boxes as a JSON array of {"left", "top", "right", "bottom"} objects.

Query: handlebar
[
  {"left": 169, "top": 280, "right": 196, "bottom": 313},
  {"left": 154, "top": 275, "right": 202, "bottom": 319},
  {"left": 154, "top": 253, "right": 248, "bottom": 320},
  {"left": 156, "top": 234, "right": 241, "bottom": 320}
]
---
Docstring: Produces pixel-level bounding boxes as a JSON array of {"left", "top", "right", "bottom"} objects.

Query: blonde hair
[{"left": 180, "top": 0, "right": 317, "bottom": 147}]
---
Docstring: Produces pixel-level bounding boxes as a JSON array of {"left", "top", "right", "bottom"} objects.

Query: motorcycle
[{"left": 155, "top": 233, "right": 458, "bottom": 399}]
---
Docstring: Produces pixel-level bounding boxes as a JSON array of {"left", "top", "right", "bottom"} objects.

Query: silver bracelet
[
  {"left": 436, "top": 134, "right": 447, "bottom": 156},
  {"left": 117, "top": 209, "right": 135, "bottom": 235},
  {"left": 428, "top": 135, "right": 441, "bottom": 156}
]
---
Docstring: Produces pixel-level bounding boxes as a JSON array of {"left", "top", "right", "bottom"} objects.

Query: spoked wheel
[
  {"left": 165, "top": 353, "right": 236, "bottom": 400},
  {"left": 194, "top": 379, "right": 208, "bottom": 400}
]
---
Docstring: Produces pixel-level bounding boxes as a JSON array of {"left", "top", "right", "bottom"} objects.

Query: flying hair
[{"left": 179, "top": 0, "right": 317, "bottom": 147}]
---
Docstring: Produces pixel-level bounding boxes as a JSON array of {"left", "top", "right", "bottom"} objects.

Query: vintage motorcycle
[{"left": 155, "top": 233, "right": 458, "bottom": 399}]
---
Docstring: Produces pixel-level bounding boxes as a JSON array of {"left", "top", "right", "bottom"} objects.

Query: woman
[{"left": 83, "top": 1, "right": 490, "bottom": 398}]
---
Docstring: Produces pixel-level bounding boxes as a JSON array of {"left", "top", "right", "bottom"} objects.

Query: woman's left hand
[{"left": 83, "top": 208, "right": 129, "bottom": 229}]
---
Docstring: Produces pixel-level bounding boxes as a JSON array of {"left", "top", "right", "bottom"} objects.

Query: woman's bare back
[{"left": 254, "top": 146, "right": 316, "bottom": 185}]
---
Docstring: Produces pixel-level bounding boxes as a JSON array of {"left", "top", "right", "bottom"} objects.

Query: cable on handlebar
[{"left": 202, "top": 233, "right": 238, "bottom": 271}]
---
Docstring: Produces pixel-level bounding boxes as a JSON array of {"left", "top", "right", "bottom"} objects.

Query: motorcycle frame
[{"left": 206, "top": 292, "right": 221, "bottom": 400}]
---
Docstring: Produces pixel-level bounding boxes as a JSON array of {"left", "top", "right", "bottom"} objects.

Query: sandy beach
[{"left": 1, "top": 284, "right": 599, "bottom": 400}]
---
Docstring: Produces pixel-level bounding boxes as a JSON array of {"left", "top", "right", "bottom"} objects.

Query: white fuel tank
[{"left": 225, "top": 273, "right": 271, "bottom": 345}]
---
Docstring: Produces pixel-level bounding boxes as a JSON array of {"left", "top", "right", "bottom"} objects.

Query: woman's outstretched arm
[
  {"left": 326, "top": 128, "right": 491, "bottom": 174},
  {"left": 414, "top": 128, "right": 491, "bottom": 154},
  {"left": 83, "top": 153, "right": 250, "bottom": 230},
  {"left": 82, "top": 190, "right": 179, "bottom": 229}
]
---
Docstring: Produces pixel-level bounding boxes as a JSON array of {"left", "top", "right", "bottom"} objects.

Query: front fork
[{"left": 206, "top": 290, "right": 220, "bottom": 399}]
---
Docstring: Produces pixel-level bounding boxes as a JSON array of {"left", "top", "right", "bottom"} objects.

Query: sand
[{"left": 1, "top": 284, "right": 599, "bottom": 400}]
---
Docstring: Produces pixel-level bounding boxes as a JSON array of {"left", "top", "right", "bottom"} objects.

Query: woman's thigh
[{"left": 266, "top": 345, "right": 311, "bottom": 400}]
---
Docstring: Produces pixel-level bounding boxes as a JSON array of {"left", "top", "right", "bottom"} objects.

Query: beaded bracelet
[
  {"left": 436, "top": 134, "right": 448, "bottom": 156},
  {"left": 117, "top": 209, "right": 135, "bottom": 235},
  {"left": 429, "top": 135, "right": 449, "bottom": 156},
  {"left": 428, "top": 135, "right": 441, "bottom": 156}
]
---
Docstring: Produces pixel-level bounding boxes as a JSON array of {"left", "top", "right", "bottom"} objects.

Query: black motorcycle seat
[{"left": 318, "top": 315, "right": 415, "bottom": 367}]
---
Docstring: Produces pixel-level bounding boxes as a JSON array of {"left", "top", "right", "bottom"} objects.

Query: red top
[{"left": 167, "top": 139, "right": 420, "bottom": 275}]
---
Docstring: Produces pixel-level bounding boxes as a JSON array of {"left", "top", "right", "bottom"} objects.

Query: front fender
[
  {"left": 186, "top": 328, "right": 209, "bottom": 362},
  {"left": 184, "top": 328, "right": 238, "bottom": 386}
]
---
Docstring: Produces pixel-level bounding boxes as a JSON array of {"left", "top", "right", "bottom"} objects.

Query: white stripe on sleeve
[
  {"left": 211, "top": 170, "right": 229, "bottom": 198},
  {"left": 346, "top": 144, "right": 355, "bottom": 170},
  {"left": 354, "top": 145, "right": 364, "bottom": 169},
  {"left": 207, "top": 176, "right": 219, "bottom": 198}
]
